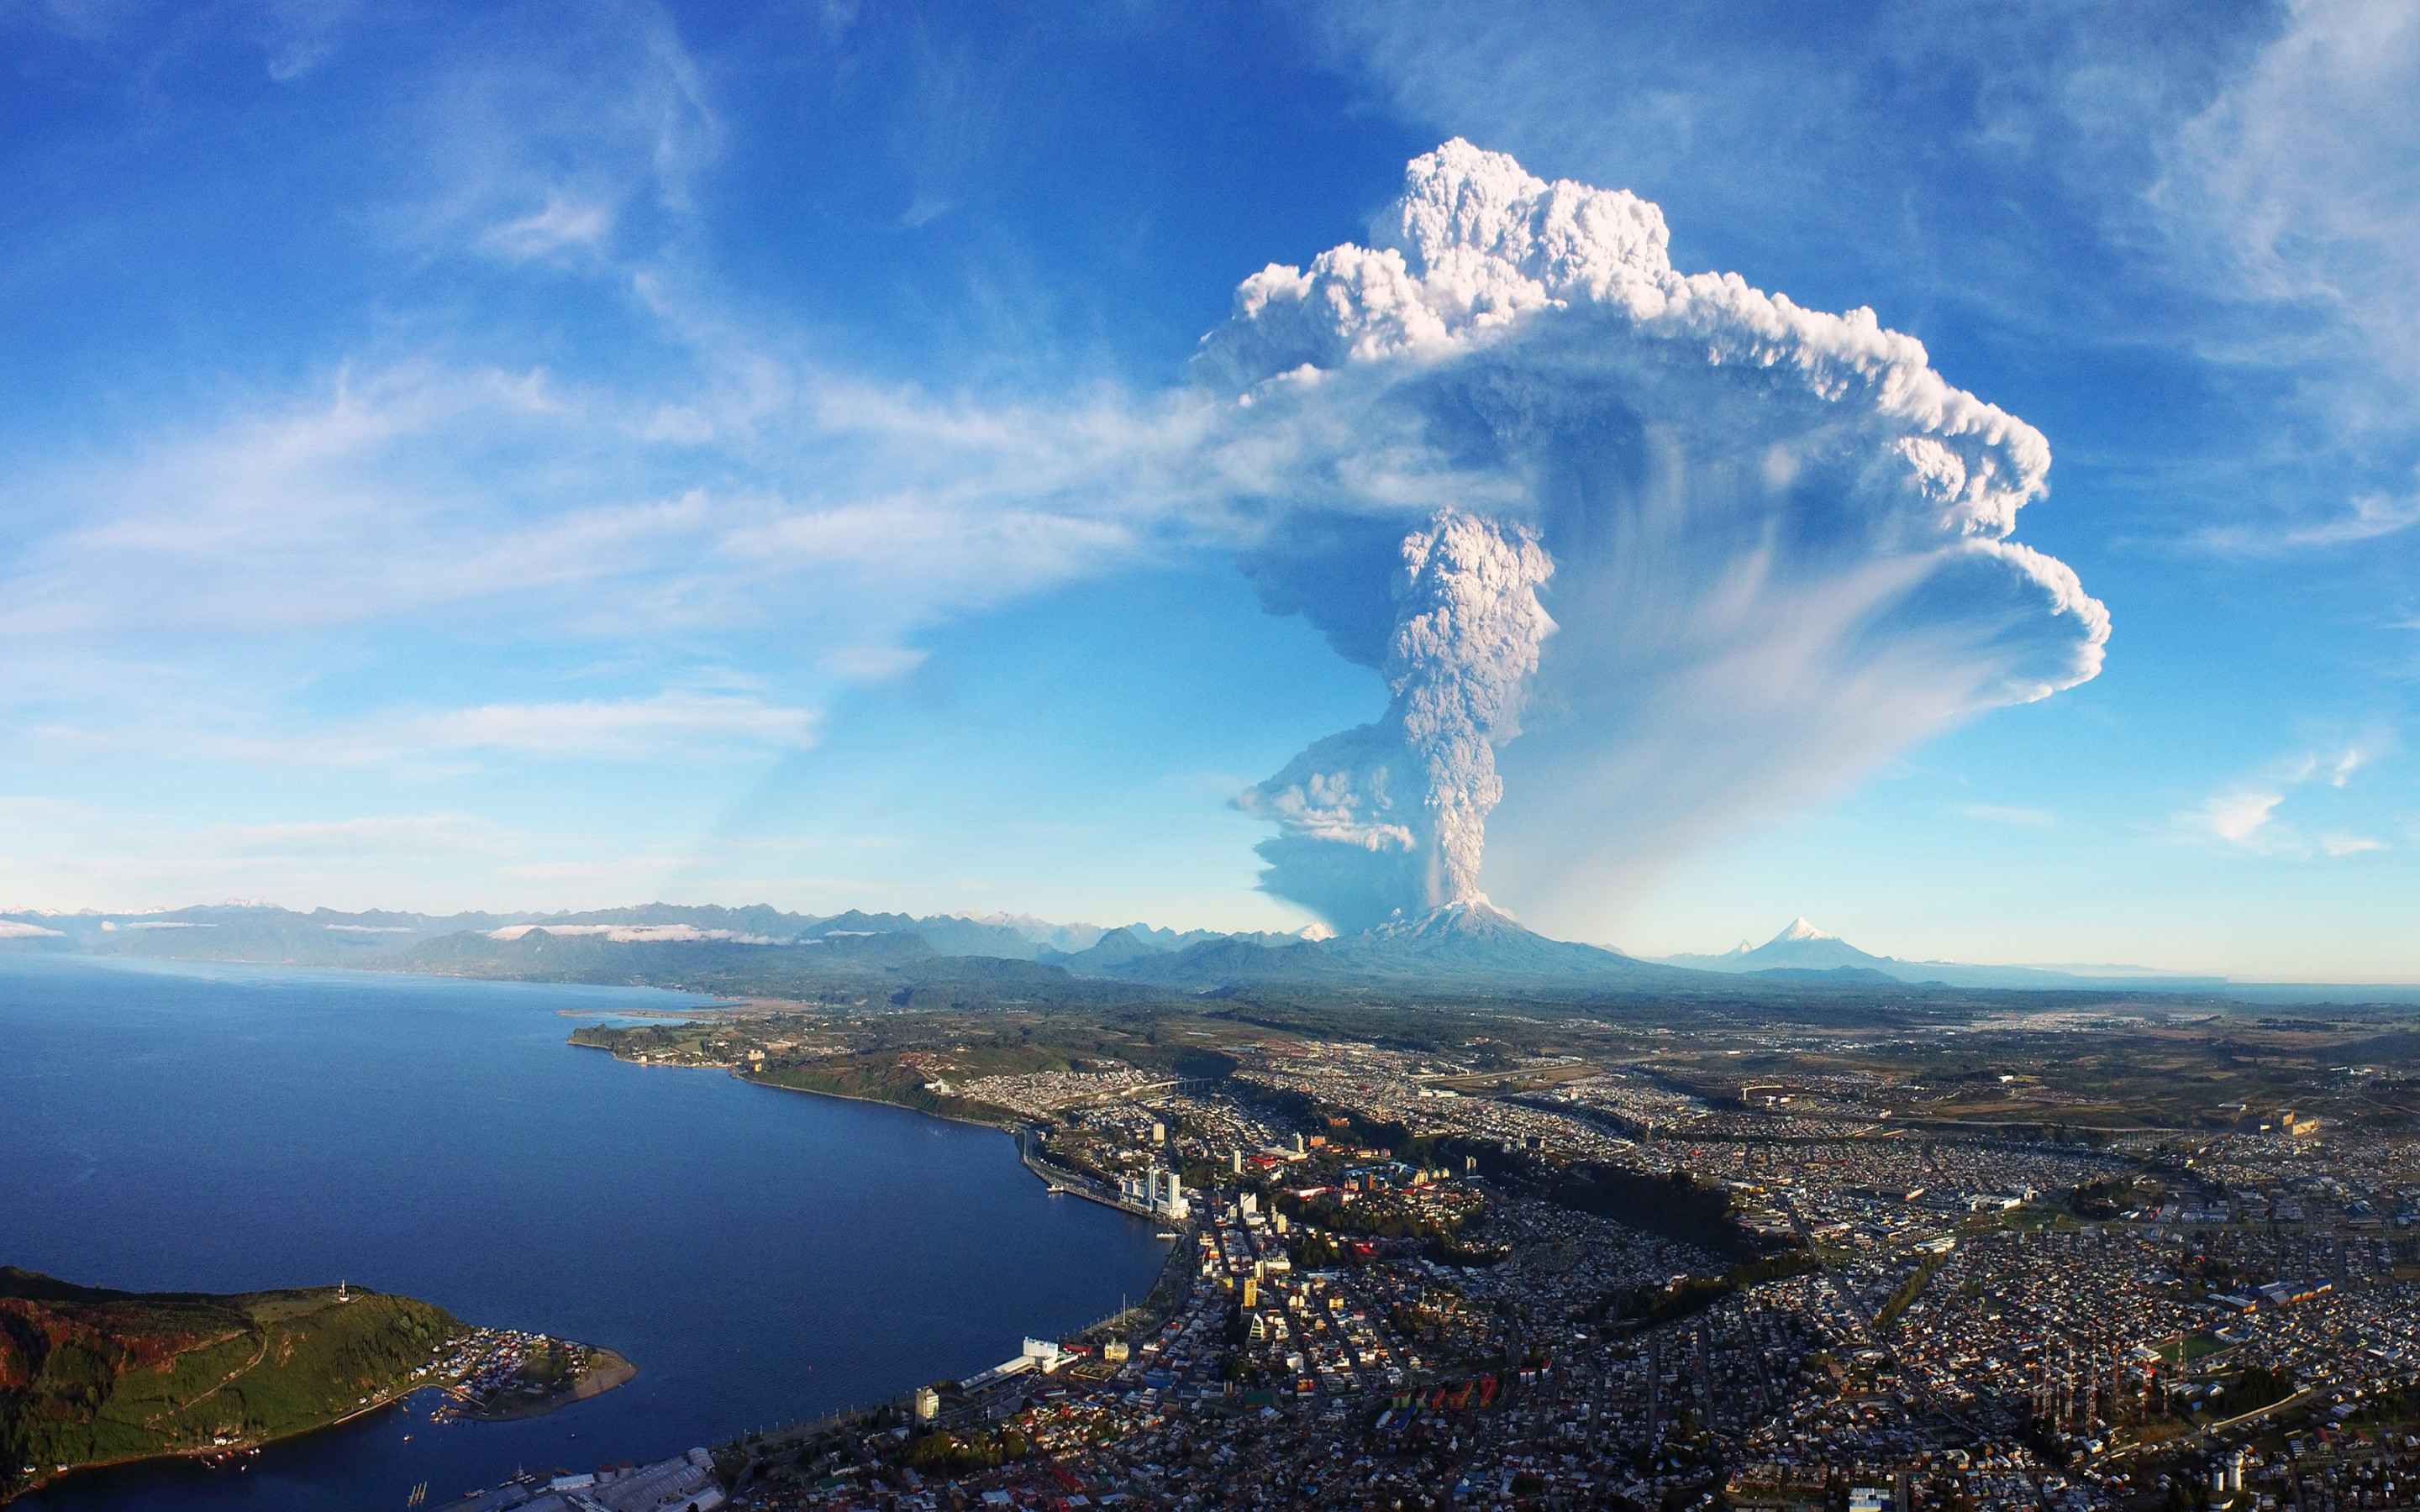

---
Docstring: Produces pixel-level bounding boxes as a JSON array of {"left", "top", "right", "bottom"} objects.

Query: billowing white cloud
[
  {"left": 1204, "top": 142, "right": 2108, "bottom": 933},
  {"left": 1297, "top": 1, "right": 2420, "bottom": 558}
]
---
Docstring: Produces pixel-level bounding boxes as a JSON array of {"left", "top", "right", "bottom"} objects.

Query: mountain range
[
  {"left": 5, "top": 900, "right": 2407, "bottom": 1003},
  {"left": 1652, "top": 918, "right": 2228, "bottom": 991},
  {"left": 0, "top": 898, "right": 1674, "bottom": 995}
]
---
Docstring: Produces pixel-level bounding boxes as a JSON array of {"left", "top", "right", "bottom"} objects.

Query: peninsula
[{"left": 0, "top": 1268, "right": 630, "bottom": 1503}]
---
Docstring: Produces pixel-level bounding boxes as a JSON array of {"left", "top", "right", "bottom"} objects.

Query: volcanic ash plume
[
  {"left": 1239, "top": 512, "right": 1553, "bottom": 932},
  {"left": 1204, "top": 140, "right": 2110, "bottom": 938}
]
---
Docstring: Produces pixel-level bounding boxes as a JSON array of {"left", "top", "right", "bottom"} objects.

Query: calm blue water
[{"left": 0, "top": 953, "right": 1169, "bottom": 1510}]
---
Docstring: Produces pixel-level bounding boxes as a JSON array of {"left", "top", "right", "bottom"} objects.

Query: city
[{"left": 550, "top": 995, "right": 2420, "bottom": 1512}]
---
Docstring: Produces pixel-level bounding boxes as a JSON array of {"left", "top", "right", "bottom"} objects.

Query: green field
[{"left": 0, "top": 1268, "right": 459, "bottom": 1500}]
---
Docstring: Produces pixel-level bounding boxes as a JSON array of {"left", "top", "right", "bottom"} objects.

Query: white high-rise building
[{"left": 1118, "top": 1165, "right": 1189, "bottom": 1221}]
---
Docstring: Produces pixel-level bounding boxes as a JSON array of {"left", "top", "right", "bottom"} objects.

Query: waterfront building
[
  {"left": 1118, "top": 1165, "right": 1190, "bottom": 1221},
  {"left": 1021, "top": 1337, "right": 1065, "bottom": 1373}
]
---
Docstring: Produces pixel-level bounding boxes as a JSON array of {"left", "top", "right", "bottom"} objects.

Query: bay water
[{"left": 0, "top": 952, "right": 1170, "bottom": 1510}]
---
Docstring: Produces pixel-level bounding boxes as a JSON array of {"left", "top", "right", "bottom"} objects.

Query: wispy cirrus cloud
[
  {"left": 2322, "top": 832, "right": 2387, "bottom": 857},
  {"left": 63, "top": 692, "right": 823, "bottom": 771},
  {"left": 2322, "top": 731, "right": 2391, "bottom": 787},
  {"left": 479, "top": 193, "right": 617, "bottom": 262},
  {"left": 366, "top": 691, "right": 819, "bottom": 763},
  {"left": 2158, "top": 0, "right": 2420, "bottom": 409},
  {"left": 392, "top": 0, "right": 720, "bottom": 262},
  {"left": 2177, "top": 731, "right": 2396, "bottom": 857},
  {"left": 0, "top": 352, "right": 1238, "bottom": 651},
  {"left": 0, "top": 801, "right": 525, "bottom": 911},
  {"left": 192, "top": 811, "right": 519, "bottom": 860},
  {"left": 2191, "top": 481, "right": 2420, "bottom": 555},
  {"left": 2183, "top": 786, "right": 2286, "bottom": 847},
  {"left": 1955, "top": 802, "right": 2060, "bottom": 828}
]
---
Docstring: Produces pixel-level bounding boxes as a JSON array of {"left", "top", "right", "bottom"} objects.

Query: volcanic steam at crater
[
  {"left": 1238, "top": 511, "right": 1554, "bottom": 932},
  {"left": 1201, "top": 140, "right": 2109, "bottom": 937}
]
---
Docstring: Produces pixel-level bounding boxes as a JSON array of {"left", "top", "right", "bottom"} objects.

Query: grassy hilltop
[{"left": 0, "top": 1268, "right": 457, "bottom": 1499}]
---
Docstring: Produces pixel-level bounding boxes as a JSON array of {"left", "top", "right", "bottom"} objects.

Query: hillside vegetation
[{"left": 0, "top": 1268, "right": 456, "bottom": 1500}]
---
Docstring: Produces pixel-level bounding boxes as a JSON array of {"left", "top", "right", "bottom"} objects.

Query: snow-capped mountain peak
[{"left": 1773, "top": 917, "right": 1833, "bottom": 944}]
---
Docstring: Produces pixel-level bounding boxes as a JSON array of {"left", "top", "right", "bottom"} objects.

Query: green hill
[{"left": 0, "top": 1268, "right": 459, "bottom": 1501}]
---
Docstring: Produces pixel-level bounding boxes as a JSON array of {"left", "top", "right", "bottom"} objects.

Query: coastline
[
  {"left": 7, "top": 1345, "right": 644, "bottom": 1506},
  {"left": 561, "top": 1037, "right": 1020, "bottom": 1133},
  {"left": 8, "top": 1378, "right": 433, "bottom": 1506},
  {"left": 458, "top": 1347, "right": 638, "bottom": 1423},
  {"left": 675, "top": 1063, "right": 1202, "bottom": 1445},
  {"left": 608, "top": 1051, "right": 1190, "bottom": 1257},
  {"left": 734, "top": 1068, "right": 1017, "bottom": 1132},
  {"left": 2, "top": 1305, "right": 638, "bottom": 1509}
]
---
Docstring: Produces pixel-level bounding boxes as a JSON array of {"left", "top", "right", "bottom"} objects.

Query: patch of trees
[
  {"left": 1544, "top": 1163, "right": 1770, "bottom": 1261},
  {"left": 2223, "top": 1365, "right": 2297, "bottom": 1414},
  {"left": 1594, "top": 1252, "right": 1818, "bottom": 1332},
  {"left": 2067, "top": 1178, "right": 2130, "bottom": 1219},
  {"left": 903, "top": 1426, "right": 1028, "bottom": 1474}
]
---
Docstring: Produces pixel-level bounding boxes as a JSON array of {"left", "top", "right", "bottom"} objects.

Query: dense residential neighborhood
[{"left": 540, "top": 1006, "right": 2420, "bottom": 1512}]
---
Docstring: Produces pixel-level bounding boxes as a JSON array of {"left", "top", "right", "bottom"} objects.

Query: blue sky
[{"left": 1, "top": 1, "right": 2416, "bottom": 979}]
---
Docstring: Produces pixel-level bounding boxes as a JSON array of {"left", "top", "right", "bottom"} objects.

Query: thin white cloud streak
[
  {"left": 2192, "top": 481, "right": 2420, "bottom": 554},
  {"left": 2186, "top": 787, "right": 2285, "bottom": 846},
  {"left": 0, "top": 806, "right": 904, "bottom": 916},
  {"left": 76, "top": 692, "right": 822, "bottom": 771},
  {"left": 192, "top": 812, "right": 519, "bottom": 859},
  {"left": 0, "top": 363, "right": 669, "bottom": 637},
  {"left": 358, "top": 691, "right": 820, "bottom": 764},
  {"left": 2327, "top": 729, "right": 2393, "bottom": 788},
  {"left": 480, "top": 193, "right": 616, "bottom": 261},
  {"left": 2322, "top": 833, "right": 2386, "bottom": 857},
  {"left": 819, "top": 645, "right": 929, "bottom": 680},
  {"left": 0, "top": 802, "right": 529, "bottom": 911},
  {"left": 1955, "top": 803, "right": 2058, "bottom": 827}
]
